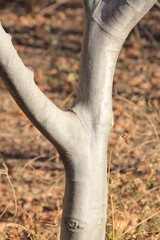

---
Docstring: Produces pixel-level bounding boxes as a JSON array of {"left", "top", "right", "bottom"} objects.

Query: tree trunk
[
  {"left": 0, "top": 1, "right": 157, "bottom": 239},
  {"left": 60, "top": 144, "right": 108, "bottom": 239}
]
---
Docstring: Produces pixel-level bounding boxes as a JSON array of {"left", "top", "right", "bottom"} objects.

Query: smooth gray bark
[{"left": 0, "top": 1, "right": 157, "bottom": 239}]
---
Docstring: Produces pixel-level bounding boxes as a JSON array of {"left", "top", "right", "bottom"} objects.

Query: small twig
[
  {"left": 144, "top": 28, "right": 159, "bottom": 49},
  {"left": 107, "top": 131, "right": 127, "bottom": 195},
  {"left": 127, "top": 139, "right": 156, "bottom": 154},
  {"left": 54, "top": 209, "right": 62, "bottom": 225},
  {"left": 19, "top": 201, "right": 33, "bottom": 224},
  {"left": 0, "top": 204, "right": 8, "bottom": 218},
  {"left": 23, "top": 155, "right": 57, "bottom": 181},
  {"left": 136, "top": 185, "right": 160, "bottom": 204},
  {"left": 23, "top": 155, "right": 46, "bottom": 170},
  {"left": 40, "top": 0, "right": 69, "bottom": 15},
  {"left": 46, "top": 232, "right": 54, "bottom": 240},
  {"left": 0, "top": 223, "right": 34, "bottom": 239},
  {"left": 62, "top": 91, "right": 75, "bottom": 108},
  {"left": 107, "top": 147, "right": 114, "bottom": 194},
  {"left": 134, "top": 25, "right": 141, "bottom": 39},
  {"left": 2, "top": 162, "right": 17, "bottom": 219},
  {"left": 117, "top": 209, "right": 160, "bottom": 239},
  {"left": 110, "top": 195, "right": 115, "bottom": 240},
  {"left": 116, "top": 95, "right": 160, "bottom": 143},
  {"left": 54, "top": 208, "right": 62, "bottom": 239},
  {"left": 28, "top": 164, "right": 57, "bottom": 181}
]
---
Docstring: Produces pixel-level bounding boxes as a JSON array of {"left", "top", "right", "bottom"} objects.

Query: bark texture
[{"left": 0, "top": 1, "right": 157, "bottom": 239}]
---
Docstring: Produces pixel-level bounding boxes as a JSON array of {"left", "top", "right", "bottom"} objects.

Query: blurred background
[{"left": 0, "top": 1, "right": 160, "bottom": 239}]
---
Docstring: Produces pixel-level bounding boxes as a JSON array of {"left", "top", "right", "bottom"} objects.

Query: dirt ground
[{"left": 0, "top": 1, "right": 160, "bottom": 239}]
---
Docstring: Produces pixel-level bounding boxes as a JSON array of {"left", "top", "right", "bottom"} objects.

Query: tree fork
[{"left": 0, "top": 1, "right": 157, "bottom": 239}]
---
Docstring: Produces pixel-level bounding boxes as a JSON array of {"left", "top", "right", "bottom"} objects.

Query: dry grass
[{"left": 0, "top": 1, "right": 160, "bottom": 239}]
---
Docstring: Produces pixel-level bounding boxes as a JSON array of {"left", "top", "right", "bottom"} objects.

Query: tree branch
[
  {"left": 0, "top": 23, "right": 77, "bottom": 148},
  {"left": 93, "top": 0, "right": 157, "bottom": 39},
  {"left": 74, "top": 0, "right": 156, "bottom": 128}
]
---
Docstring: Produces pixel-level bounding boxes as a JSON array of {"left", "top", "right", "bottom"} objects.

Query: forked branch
[
  {"left": 0, "top": 1, "right": 157, "bottom": 239},
  {"left": 74, "top": 0, "right": 157, "bottom": 131},
  {"left": 0, "top": 23, "right": 79, "bottom": 149}
]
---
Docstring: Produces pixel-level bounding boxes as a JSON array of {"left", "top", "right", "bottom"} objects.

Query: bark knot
[{"left": 63, "top": 217, "right": 84, "bottom": 232}]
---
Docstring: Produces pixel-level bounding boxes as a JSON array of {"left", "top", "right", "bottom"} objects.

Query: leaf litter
[{"left": 0, "top": 1, "right": 160, "bottom": 239}]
